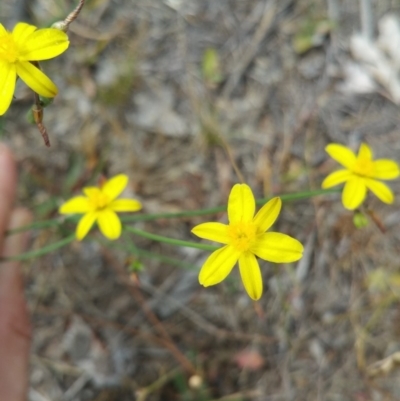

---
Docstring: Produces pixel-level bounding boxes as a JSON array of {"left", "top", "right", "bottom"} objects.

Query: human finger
[
  {"left": 0, "top": 208, "right": 32, "bottom": 401},
  {"left": 0, "top": 144, "right": 17, "bottom": 252}
]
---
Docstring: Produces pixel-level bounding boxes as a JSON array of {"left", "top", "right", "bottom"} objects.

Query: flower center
[
  {"left": 90, "top": 192, "right": 110, "bottom": 210},
  {"left": 227, "top": 222, "right": 257, "bottom": 252},
  {"left": 353, "top": 157, "right": 374, "bottom": 177},
  {"left": 0, "top": 33, "right": 19, "bottom": 63}
]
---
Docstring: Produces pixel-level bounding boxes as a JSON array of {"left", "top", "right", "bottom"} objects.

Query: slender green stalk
[
  {"left": 7, "top": 219, "right": 60, "bottom": 234},
  {"left": 3, "top": 234, "right": 76, "bottom": 261},
  {"left": 7, "top": 216, "right": 79, "bottom": 235},
  {"left": 6, "top": 188, "right": 339, "bottom": 234},
  {"left": 98, "top": 233, "right": 198, "bottom": 270},
  {"left": 123, "top": 236, "right": 196, "bottom": 269},
  {"left": 131, "top": 248, "right": 197, "bottom": 270},
  {"left": 124, "top": 226, "right": 219, "bottom": 251},
  {"left": 1, "top": 188, "right": 339, "bottom": 261},
  {"left": 121, "top": 188, "right": 339, "bottom": 222}
]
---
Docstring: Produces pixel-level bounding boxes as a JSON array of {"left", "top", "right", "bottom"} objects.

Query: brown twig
[
  {"left": 52, "top": 0, "right": 85, "bottom": 32},
  {"left": 365, "top": 208, "right": 386, "bottom": 234},
  {"left": 140, "top": 280, "right": 276, "bottom": 344},
  {"left": 33, "top": 305, "right": 183, "bottom": 351},
  {"left": 101, "top": 248, "right": 197, "bottom": 375},
  {"left": 32, "top": 92, "right": 50, "bottom": 147},
  {"left": 64, "top": 0, "right": 85, "bottom": 27},
  {"left": 222, "top": 0, "right": 278, "bottom": 98}
]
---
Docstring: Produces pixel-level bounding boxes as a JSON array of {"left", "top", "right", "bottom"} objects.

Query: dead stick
[
  {"left": 102, "top": 248, "right": 197, "bottom": 375},
  {"left": 64, "top": 0, "right": 85, "bottom": 28},
  {"left": 52, "top": 0, "right": 85, "bottom": 32},
  {"left": 32, "top": 92, "right": 50, "bottom": 147}
]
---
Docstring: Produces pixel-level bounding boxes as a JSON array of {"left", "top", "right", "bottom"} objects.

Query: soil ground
[{"left": 2, "top": 0, "right": 400, "bottom": 400}]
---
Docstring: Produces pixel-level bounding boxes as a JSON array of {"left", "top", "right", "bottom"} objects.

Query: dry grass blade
[
  {"left": 222, "top": 0, "right": 278, "bottom": 97},
  {"left": 367, "top": 352, "right": 400, "bottom": 378}
]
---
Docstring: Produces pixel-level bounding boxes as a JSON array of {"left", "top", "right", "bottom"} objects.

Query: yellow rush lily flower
[
  {"left": 322, "top": 143, "right": 400, "bottom": 210},
  {"left": 192, "top": 184, "right": 304, "bottom": 301},
  {"left": 0, "top": 22, "right": 69, "bottom": 115},
  {"left": 59, "top": 174, "right": 142, "bottom": 241}
]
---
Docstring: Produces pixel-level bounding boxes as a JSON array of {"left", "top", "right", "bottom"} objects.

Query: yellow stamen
[
  {"left": 353, "top": 157, "right": 374, "bottom": 177},
  {"left": 227, "top": 222, "right": 257, "bottom": 252},
  {"left": 89, "top": 192, "right": 110, "bottom": 210}
]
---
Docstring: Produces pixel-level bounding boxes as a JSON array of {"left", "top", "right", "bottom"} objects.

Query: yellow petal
[
  {"left": 76, "top": 212, "right": 98, "bottom": 240},
  {"left": 365, "top": 179, "right": 394, "bottom": 204},
  {"left": 342, "top": 177, "right": 367, "bottom": 210},
  {"left": 357, "top": 143, "right": 373, "bottom": 160},
  {"left": 0, "top": 61, "right": 16, "bottom": 115},
  {"left": 101, "top": 174, "right": 128, "bottom": 201},
  {"left": 228, "top": 184, "right": 255, "bottom": 224},
  {"left": 16, "top": 61, "right": 58, "bottom": 97},
  {"left": 0, "top": 24, "right": 7, "bottom": 36},
  {"left": 373, "top": 160, "right": 400, "bottom": 180},
  {"left": 238, "top": 252, "right": 262, "bottom": 300},
  {"left": 252, "top": 197, "right": 281, "bottom": 233},
  {"left": 12, "top": 22, "right": 36, "bottom": 46},
  {"left": 325, "top": 144, "right": 357, "bottom": 170},
  {"left": 321, "top": 169, "right": 353, "bottom": 188},
  {"left": 191, "top": 222, "right": 229, "bottom": 244},
  {"left": 59, "top": 196, "right": 91, "bottom": 214},
  {"left": 97, "top": 209, "right": 122, "bottom": 240},
  {"left": 110, "top": 199, "right": 142, "bottom": 212},
  {"left": 199, "top": 245, "right": 240, "bottom": 286},
  {"left": 83, "top": 187, "right": 101, "bottom": 199},
  {"left": 18, "top": 28, "right": 69, "bottom": 61},
  {"left": 251, "top": 232, "right": 303, "bottom": 263}
]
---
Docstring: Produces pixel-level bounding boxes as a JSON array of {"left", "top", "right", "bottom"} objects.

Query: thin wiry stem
[
  {"left": 52, "top": 0, "right": 85, "bottom": 32},
  {"left": 32, "top": 80, "right": 50, "bottom": 147},
  {"left": 64, "top": 0, "right": 85, "bottom": 28}
]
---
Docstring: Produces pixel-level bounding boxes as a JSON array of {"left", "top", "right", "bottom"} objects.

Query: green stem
[
  {"left": 7, "top": 216, "right": 79, "bottom": 235},
  {"left": 6, "top": 188, "right": 340, "bottom": 234},
  {"left": 132, "top": 248, "right": 197, "bottom": 269},
  {"left": 120, "top": 188, "right": 339, "bottom": 222},
  {"left": 1, "top": 188, "right": 339, "bottom": 261},
  {"left": 123, "top": 236, "right": 196, "bottom": 269},
  {"left": 105, "top": 235, "right": 197, "bottom": 270},
  {"left": 3, "top": 234, "right": 76, "bottom": 261},
  {"left": 124, "top": 226, "right": 219, "bottom": 252}
]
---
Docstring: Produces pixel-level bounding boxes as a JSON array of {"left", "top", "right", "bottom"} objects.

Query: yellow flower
[
  {"left": 322, "top": 143, "right": 400, "bottom": 210},
  {"left": 59, "top": 174, "right": 142, "bottom": 241},
  {"left": 0, "top": 22, "right": 69, "bottom": 115},
  {"left": 192, "top": 184, "right": 304, "bottom": 300}
]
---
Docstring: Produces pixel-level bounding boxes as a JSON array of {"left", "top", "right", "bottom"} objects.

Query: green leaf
[
  {"left": 128, "top": 259, "right": 144, "bottom": 272},
  {"left": 3, "top": 234, "right": 75, "bottom": 261},
  {"left": 202, "top": 48, "right": 223, "bottom": 84}
]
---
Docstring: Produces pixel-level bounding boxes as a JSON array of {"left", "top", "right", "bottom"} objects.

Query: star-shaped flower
[
  {"left": 59, "top": 174, "right": 142, "bottom": 240},
  {"left": 0, "top": 22, "right": 69, "bottom": 115},
  {"left": 192, "top": 184, "right": 303, "bottom": 300},
  {"left": 322, "top": 143, "right": 400, "bottom": 210}
]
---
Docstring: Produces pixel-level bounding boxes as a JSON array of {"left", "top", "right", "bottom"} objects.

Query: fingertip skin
[
  {"left": 0, "top": 263, "right": 31, "bottom": 401},
  {"left": 0, "top": 144, "right": 17, "bottom": 251},
  {"left": 0, "top": 145, "right": 31, "bottom": 401}
]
